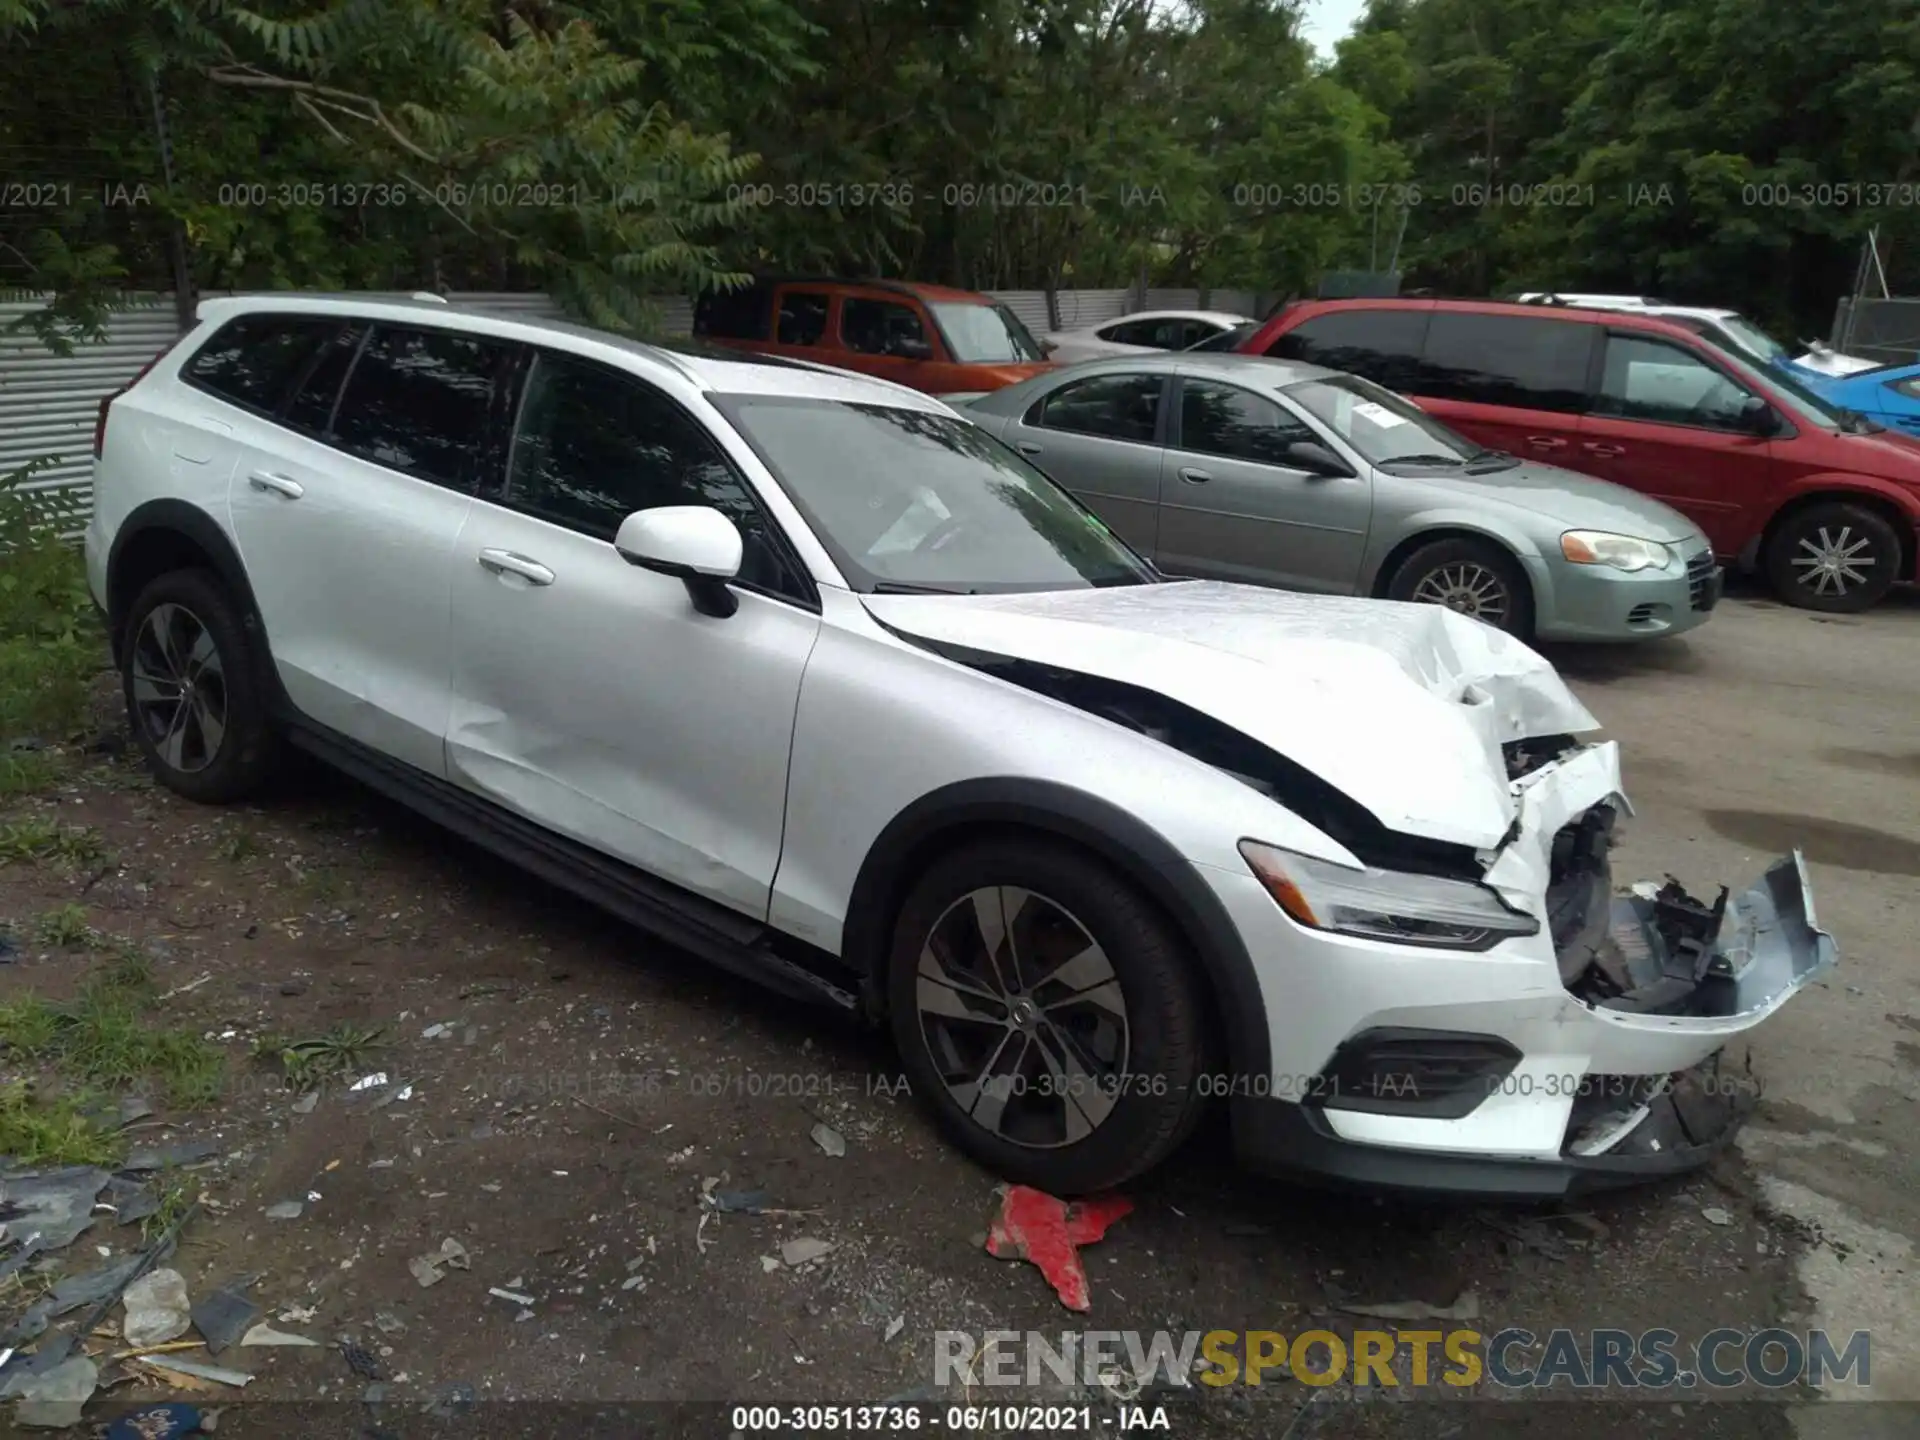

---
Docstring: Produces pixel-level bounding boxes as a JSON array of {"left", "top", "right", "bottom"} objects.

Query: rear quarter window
[
  {"left": 695, "top": 283, "right": 774, "bottom": 340},
  {"left": 181, "top": 315, "right": 342, "bottom": 415}
]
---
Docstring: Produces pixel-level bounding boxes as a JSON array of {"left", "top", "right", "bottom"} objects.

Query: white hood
[{"left": 864, "top": 581, "right": 1600, "bottom": 850}]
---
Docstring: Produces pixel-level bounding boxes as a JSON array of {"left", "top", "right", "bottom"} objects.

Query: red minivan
[{"left": 1236, "top": 298, "right": 1920, "bottom": 612}]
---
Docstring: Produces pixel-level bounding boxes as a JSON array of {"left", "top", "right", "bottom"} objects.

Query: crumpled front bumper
[{"left": 1225, "top": 741, "right": 1837, "bottom": 1198}]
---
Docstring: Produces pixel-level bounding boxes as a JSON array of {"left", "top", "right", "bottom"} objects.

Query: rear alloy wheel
[
  {"left": 121, "top": 569, "right": 279, "bottom": 803},
  {"left": 1389, "top": 536, "right": 1535, "bottom": 638},
  {"left": 887, "top": 840, "right": 1208, "bottom": 1194},
  {"left": 1764, "top": 502, "right": 1900, "bottom": 614}
]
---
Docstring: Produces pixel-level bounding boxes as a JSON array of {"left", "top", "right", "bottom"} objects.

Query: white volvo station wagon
[{"left": 85, "top": 294, "right": 1836, "bottom": 1198}]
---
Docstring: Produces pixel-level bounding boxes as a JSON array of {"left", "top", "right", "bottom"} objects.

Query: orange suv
[{"left": 692, "top": 278, "right": 1056, "bottom": 399}]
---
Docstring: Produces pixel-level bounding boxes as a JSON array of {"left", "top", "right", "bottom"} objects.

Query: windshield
[
  {"left": 719, "top": 397, "right": 1156, "bottom": 593},
  {"left": 930, "top": 302, "right": 1046, "bottom": 363},
  {"left": 1713, "top": 315, "right": 1792, "bottom": 366},
  {"left": 1695, "top": 337, "right": 1850, "bottom": 430},
  {"left": 1284, "top": 374, "right": 1512, "bottom": 469},
  {"left": 1187, "top": 322, "right": 1257, "bottom": 352}
]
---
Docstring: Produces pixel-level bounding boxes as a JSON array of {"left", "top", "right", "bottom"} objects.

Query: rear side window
[
  {"left": 1271, "top": 310, "right": 1430, "bottom": 391},
  {"left": 695, "top": 283, "right": 773, "bottom": 340},
  {"left": 1419, "top": 313, "right": 1595, "bottom": 412},
  {"left": 328, "top": 325, "right": 511, "bottom": 489},
  {"left": 777, "top": 292, "right": 829, "bottom": 345},
  {"left": 182, "top": 316, "right": 339, "bottom": 414},
  {"left": 1033, "top": 373, "right": 1164, "bottom": 444}
]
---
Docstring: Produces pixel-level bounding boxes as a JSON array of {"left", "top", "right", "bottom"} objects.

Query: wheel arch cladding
[
  {"left": 107, "top": 501, "right": 266, "bottom": 662},
  {"left": 1763, "top": 489, "right": 1916, "bottom": 582},
  {"left": 844, "top": 778, "right": 1272, "bottom": 1079}
]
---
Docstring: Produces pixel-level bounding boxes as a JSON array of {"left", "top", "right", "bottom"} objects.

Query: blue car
[{"left": 1804, "top": 364, "right": 1920, "bottom": 439}]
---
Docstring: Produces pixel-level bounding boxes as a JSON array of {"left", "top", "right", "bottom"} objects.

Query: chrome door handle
[
  {"left": 477, "top": 549, "right": 555, "bottom": 586},
  {"left": 1016, "top": 441, "right": 1043, "bottom": 456},
  {"left": 1525, "top": 435, "right": 1568, "bottom": 450},
  {"left": 247, "top": 471, "right": 305, "bottom": 499},
  {"left": 1582, "top": 442, "right": 1625, "bottom": 458},
  {"left": 1178, "top": 467, "right": 1212, "bottom": 484}
]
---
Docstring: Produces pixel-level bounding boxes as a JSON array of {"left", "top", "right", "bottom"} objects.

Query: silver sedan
[{"left": 961, "top": 353, "right": 1723, "bottom": 641}]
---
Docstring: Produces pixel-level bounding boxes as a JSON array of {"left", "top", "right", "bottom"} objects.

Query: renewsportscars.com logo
[{"left": 933, "top": 1327, "right": 1872, "bottom": 1391}]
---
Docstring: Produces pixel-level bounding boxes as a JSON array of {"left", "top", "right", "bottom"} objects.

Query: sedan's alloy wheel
[
  {"left": 130, "top": 602, "right": 228, "bottom": 774},
  {"left": 915, "top": 885, "right": 1131, "bottom": 1150},
  {"left": 1409, "top": 562, "right": 1511, "bottom": 625}
]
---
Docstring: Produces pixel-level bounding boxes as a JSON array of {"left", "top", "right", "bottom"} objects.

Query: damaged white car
[{"left": 88, "top": 295, "right": 1837, "bottom": 1198}]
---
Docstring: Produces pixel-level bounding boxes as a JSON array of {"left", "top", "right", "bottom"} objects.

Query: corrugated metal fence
[{"left": 2, "top": 284, "right": 1275, "bottom": 517}]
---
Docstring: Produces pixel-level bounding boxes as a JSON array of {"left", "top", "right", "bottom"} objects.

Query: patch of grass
[
  {"left": 142, "top": 1169, "right": 197, "bottom": 1243},
  {"left": 216, "top": 829, "right": 261, "bottom": 862},
  {"left": 0, "top": 942, "right": 226, "bottom": 1112},
  {"left": 35, "top": 902, "right": 94, "bottom": 948},
  {"left": 257, "top": 1021, "right": 385, "bottom": 1090},
  {"left": 0, "top": 816, "right": 107, "bottom": 867},
  {"left": 0, "top": 1081, "right": 120, "bottom": 1167},
  {"left": 0, "top": 749, "right": 64, "bottom": 798},
  {"left": 0, "top": 466, "right": 103, "bottom": 762},
  {"left": 294, "top": 862, "right": 347, "bottom": 906}
]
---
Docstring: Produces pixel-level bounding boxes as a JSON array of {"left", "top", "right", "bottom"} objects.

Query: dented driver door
[{"left": 442, "top": 351, "right": 821, "bottom": 921}]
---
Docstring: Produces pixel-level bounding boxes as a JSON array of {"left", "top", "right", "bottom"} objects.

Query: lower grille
[{"left": 1686, "top": 550, "right": 1719, "bottom": 611}]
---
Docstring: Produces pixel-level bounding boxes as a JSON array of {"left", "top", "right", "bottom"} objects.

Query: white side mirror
[{"left": 614, "top": 506, "right": 743, "bottom": 617}]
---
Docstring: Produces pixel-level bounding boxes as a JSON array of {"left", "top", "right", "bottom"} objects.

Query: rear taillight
[{"left": 94, "top": 331, "right": 193, "bottom": 460}]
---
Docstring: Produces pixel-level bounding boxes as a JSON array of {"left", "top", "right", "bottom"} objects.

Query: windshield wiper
[
  {"left": 1381, "top": 452, "right": 1467, "bottom": 466},
  {"left": 868, "top": 580, "right": 974, "bottom": 595},
  {"left": 1464, "top": 447, "right": 1519, "bottom": 472}
]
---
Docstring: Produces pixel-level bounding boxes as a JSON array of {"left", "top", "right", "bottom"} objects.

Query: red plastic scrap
[{"left": 984, "top": 1184, "right": 1133, "bottom": 1312}]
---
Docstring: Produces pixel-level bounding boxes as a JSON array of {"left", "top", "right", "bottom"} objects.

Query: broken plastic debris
[
  {"left": 263, "top": 1201, "right": 302, "bottom": 1222},
  {"left": 136, "top": 1356, "right": 253, "bottom": 1388},
  {"left": 104, "top": 1403, "right": 201, "bottom": 1440},
  {"left": 409, "top": 1237, "right": 470, "bottom": 1288},
  {"left": 1341, "top": 1291, "right": 1481, "bottom": 1322},
  {"left": 488, "top": 1287, "right": 534, "bottom": 1305},
  {"left": 1702, "top": 1206, "right": 1734, "bottom": 1226},
  {"left": 12, "top": 1355, "right": 98, "bottom": 1428},
  {"left": 339, "top": 1341, "right": 382, "bottom": 1380},
  {"left": 421, "top": 1024, "right": 451, "bottom": 1039},
  {"left": 810, "top": 1123, "right": 847, "bottom": 1158},
  {"left": 121, "top": 1141, "right": 221, "bottom": 1173},
  {"left": 121, "top": 1268, "right": 191, "bottom": 1349},
  {"left": 240, "top": 1324, "right": 318, "bottom": 1347},
  {"left": 0, "top": 1164, "right": 112, "bottom": 1259},
  {"left": 983, "top": 1186, "right": 1133, "bottom": 1313},
  {"left": 291, "top": 1092, "right": 319, "bottom": 1115},
  {"left": 711, "top": 1189, "right": 770, "bottom": 1215},
  {"left": 759, "top": 1255, "right": 782, "bottom": 1273},
  {"left": 778, "top": 1237, "right": 835, "bottom": 1268},
  {"left": 190, "top": 1287, "right": 261, "bottom": 1356},
  {"left": 884, "top": 1316, "right": 905, "bottom": 1343},
  {"left": 348, "top": 1073, "right": 388, "bottom": 1093}
]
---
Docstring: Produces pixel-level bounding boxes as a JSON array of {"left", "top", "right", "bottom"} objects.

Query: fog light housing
[{"left": 1315, "top": 1027, "right": 1522, "bottom": 1119}]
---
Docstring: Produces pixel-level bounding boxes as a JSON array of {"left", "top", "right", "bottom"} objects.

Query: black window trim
[
  {"left": 1023, "top": 371, "right": 1171, "bottom": 449},
  {"left": 178, "top": 313, "right": 353, "bottom": 423},
  {"left": 289, "top": 322, "right": 372, "bottom": 440},
  {"left": 1587, "top": 328, "right": 1796, "bottom": 439},
  {"left": 491, "top": 344, "right": 821, "bottom": 614},
  {"left": 1166, "top": 373, "right": 1322, "bottom": 466}
]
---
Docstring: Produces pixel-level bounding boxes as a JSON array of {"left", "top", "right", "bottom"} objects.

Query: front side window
[
  {"left": 1033, "top": 373, "right": 1164, "bottom": 444},
  {"left": 1594, "top": 336, "right": 1760, "bottom": 431},
  {"left": 842, "top": 298, "right": 932, "bottom": 358},
  {"left": 719, "top": 397, "right": 1155, "bottom": 593},
  {"left": 328, "top": 325, "right": 511, "bottom": 488},
  {"left": 1270, "top": 309, "right": 1431, "bottom": 391},
  {"left": 1177, "top": 380, "right": 1316, "bottom": 465},
  {"left": 1418, "top": 313, "right": 1595, "bottom": 413},
  {"left": 183, "top": 316, "right": 340, "bottom": 414},
  {"left": 929, "top": 302, "right": 1046, "bottom": 363},
  {"left": 507, "top": 353, "right": 794, "bottom": 594},
  {"left": 777, "top": 291, "right": 829, "bottom": 346}
]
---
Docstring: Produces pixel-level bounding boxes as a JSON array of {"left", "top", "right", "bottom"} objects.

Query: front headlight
[
  {"left": 1560, "top": 531, "right": 1675, "bottom": 572},
  {"left": 1238, "top": 840, "right": 1539, "bottom": 951}
]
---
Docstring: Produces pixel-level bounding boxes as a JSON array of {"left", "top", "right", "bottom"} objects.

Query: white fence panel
[{"left": 1047, "top": 290, "right": 1134, "bottom": 329}]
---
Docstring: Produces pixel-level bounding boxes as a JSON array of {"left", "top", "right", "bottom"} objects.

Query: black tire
[
  {"left": 886, "top": 839, "right": 1209, "bottom": 1194},
  {"left": 1386, "top": 535, "right": 1535, "bottom": 638},
  {"left": 1763, "top": 502, "right": 1901, "bottom": 614},
  {"left": 120, "top": 568, "right": 279, "bottom": 803}
]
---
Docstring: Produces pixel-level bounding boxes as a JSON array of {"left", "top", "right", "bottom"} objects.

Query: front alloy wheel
[
  {"left": 1409, "top": 561, "right": 1513, "bottom": 627},
  {"left": 915, "top": 885, "right": 1131, "bottom": 1150},
  {"left": 887, "top": 840, "right": 1209, "bottom": 1194},
  {"left": 1387, "top": 536, "right": 1534, "bottom": 637}
]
